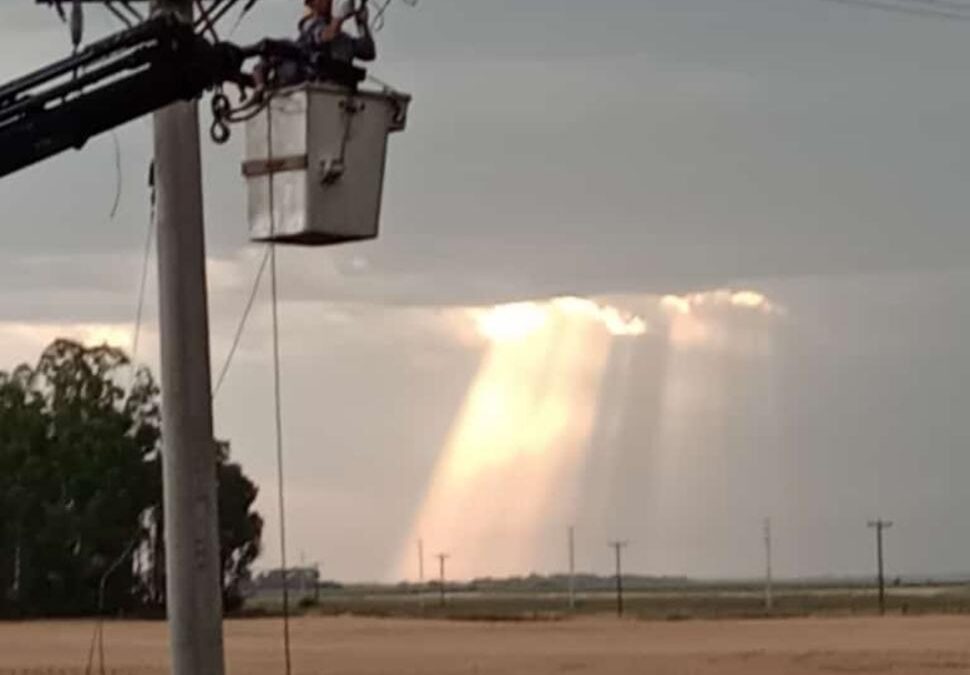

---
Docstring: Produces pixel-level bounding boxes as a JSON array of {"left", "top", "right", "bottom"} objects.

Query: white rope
[
  {"left": 212, "top": 246, "right": 271, "bottom": 398},
  {"left": 128, "top": 160, "right": 155, "bottom": 395},
  {"left": 266, "top": 96, "right": 294, "bottom": 675}
]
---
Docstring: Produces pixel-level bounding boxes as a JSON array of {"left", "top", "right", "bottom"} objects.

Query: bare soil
[{"left": 0, "top": 614, "right": 969, "bottom": 674}]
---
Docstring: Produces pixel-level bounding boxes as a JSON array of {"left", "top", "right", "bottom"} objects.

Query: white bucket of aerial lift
[{"left": 243, "top": 83, "right": 410, "bottom": 246}]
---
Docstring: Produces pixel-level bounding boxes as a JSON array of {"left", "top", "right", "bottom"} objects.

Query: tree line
[{"left": 0, "top": 339, "right": 262, "bottom": 617}]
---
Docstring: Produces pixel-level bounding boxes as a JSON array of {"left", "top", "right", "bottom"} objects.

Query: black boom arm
[
  {"left": 0, "top": 14, "right": 370, "bottom": 179},
  {"left": 0, "top": 15, "right": 244, "bottom": 178}
]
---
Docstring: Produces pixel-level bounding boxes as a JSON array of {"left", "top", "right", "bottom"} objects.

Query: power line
[
  {"left": 819, "top": 0, "right": 970, "bottom": 21},
  {"left": 568, "top": 526, "right": 576, "bottom": 611},
  {"left": 764, "top": 518, "right": 774, "bottom": 614},
  {"left": 211, "top": 246, "right": 270, "bottom": 398},
  {"left": 371, "top": 0, "right": 419, "bottom": 32},
  {"left": 128, "top": 159, "right": 155, "bottom": 394},
  {"left": 270, "top": 240, "right": 291, "bottom": 675},
  {"left": 227, "top": 0, "right": 262, "bottom": 37},
  {"left": 266, "top": 97, "right": 293, "bottom": 675},
  {"left": 899, "top": 0, "right": 970, "bottom": 11},
  {"left": 436, "top": 553, "right": 449, "bottom": 607},
  {"left": 417, "top": 538, "right": 425, "bottom": 610},
  {"left": 83, "top": 535, "right": 140, "bottom": 675},
  {"left": 867, "top": 519, "right": 893, "bottom": 615},
  {"left": 608, "top": 540, "right": 628, "bottom": 618},
  {"left": 108, "top": 130, "right": 122, "bottom": 220}
]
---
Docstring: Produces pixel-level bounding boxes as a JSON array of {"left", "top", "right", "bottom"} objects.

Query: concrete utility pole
[
  {"left": 152, "top": 2, "right": 225, "bottom": 675},
  {"left": 868, "top": 520, "right": 893, "bottom": 615},
  {"left": 436, "top": 553, "right": 449, "bottom": 607},
  {"left": 568, "top": 526, "right": 576, "bottom": 610},
  {"left": 764, "top": 518, "right": 774, "bottom": 613},
  {"left": 608, "top": 541, "right": 628, "bottom": 617}
]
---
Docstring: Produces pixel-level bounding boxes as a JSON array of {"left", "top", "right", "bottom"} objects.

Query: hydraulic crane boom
[
  {"left": 0, "top": 15, "right": 247, "bottom": 178},
  {"left": 0, "top": 13, "right": 366, "bottom": 179}
]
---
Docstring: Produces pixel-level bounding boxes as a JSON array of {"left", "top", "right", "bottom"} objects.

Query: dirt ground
[{"left": 1, "top": 614, "right": 969, "bottom": 675}]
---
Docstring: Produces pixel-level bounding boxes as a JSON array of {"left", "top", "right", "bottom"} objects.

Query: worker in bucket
[
  {"left": 251, "top": 0, "right": 375, "bottom": 95},
  {"left": 300, "top": 0, "right": 376, "bottom": 64}
]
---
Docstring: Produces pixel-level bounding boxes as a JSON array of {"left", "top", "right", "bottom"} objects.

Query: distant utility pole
[
  {"left": 152, "top": 2, "right": 225, "bottom": 675},
  {"left": 608, "top": 541, "right": 628, "bottom": 617},
  {"left": 418, "top": 539, "right": 425, "bottom": 584},
  {"left": 568, "top": 526, "right": 576, "bottom": 610},
  {"left": 868, "top": 519, "right": 893, "bottom": 615},
  {"left": 417, "top": 538, "right": 425, "bottom": 610},
  {"left": 436, "top": 553, "right": 449, "bottom": 608},
  {"left": 764, "top": 518, "right": 774, "bottom": 613}
]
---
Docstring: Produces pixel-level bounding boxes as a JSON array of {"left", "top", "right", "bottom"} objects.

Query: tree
[
  {"left": 217, "top": 442, "right": 263, "bottom": 612},
  {"left": 0, "top": 339, "right": 262, "bottom": 617}
]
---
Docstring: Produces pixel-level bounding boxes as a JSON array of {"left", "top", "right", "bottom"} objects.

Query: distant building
[
  {"left": 252, "top": 567, "right": 320, "bottom": 591},
  {"left": 243, "top": 565, "right": 341, "bottom": 604}
]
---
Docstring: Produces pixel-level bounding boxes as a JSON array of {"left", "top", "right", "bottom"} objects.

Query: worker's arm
[
  {"left": 315, "top": 8, "right": 376, "bottom": 63},
  {"left": 320, "top": 14, "right": 353, "bottom": 42}
]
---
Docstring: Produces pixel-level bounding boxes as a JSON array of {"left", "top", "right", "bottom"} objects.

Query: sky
[{"left": 4, "top": 0, "right": 970, "bottom": 582}]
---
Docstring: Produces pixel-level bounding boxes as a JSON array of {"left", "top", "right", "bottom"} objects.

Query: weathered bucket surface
[{"left": 244, "top": 83, "right": 410, "bottom": 246}]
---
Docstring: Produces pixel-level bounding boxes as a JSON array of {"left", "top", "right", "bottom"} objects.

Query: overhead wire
[
  {"left": 269, "top": 235, "right": 292, "bottom": 675},
  {"left": 228, "top": 0, "right": 263, "bottom": 37},
  {"left": 109, "top": 131, "right": 122, "bottom": 220},
  {"left": 128, "top": 161, "right": 155, "bottom": 394},
  {"left": 83, "top": 536, "right": 140, "bottom": 675},
  {"left": 266, "top": 96, "right": 293, "bottom": 675},
  {"left": 370, "top": 0, "right": 418, "bottom": 32},
  {"left": 818, "top": 0, "right": 970, "bottom": 20},
  {"left": 201, "top": 0, "right": 250, "bottom": 35},
  {"left": 102, "top": 3, "right": 134, "bottom": 28},
  {"left": 194, "top": 0, "right": 232, "bottom": 31},
  {"left": 115, "top": 0, "right": 143, "bottom": 23},
  {"left": 212, "top": 246, "right": 271, "bottom": 398},
  {"left": 195, "top": 0, "right": 221, "bottom": 42},
  {"left": 898, "top": 0, "right": 970, "bottom": 10}
]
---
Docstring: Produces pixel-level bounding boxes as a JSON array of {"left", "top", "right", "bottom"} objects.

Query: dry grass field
[{"left": 1, "top": 614, "right": 970, "bottom": 675}]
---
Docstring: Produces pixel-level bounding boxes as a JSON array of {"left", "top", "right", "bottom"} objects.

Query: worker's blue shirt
[{"left": 298, "top": 15, "right": 376, "bottom": 63}]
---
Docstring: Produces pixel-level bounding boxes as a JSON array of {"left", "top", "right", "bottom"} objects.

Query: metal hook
[{"left": 211, "top": 119, "right": 231, "bottom": 144}]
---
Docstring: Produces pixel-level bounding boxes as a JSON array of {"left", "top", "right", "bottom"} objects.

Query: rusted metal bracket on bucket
[{"left": 242, "top": 154, "right": 308, "bottom": 178}]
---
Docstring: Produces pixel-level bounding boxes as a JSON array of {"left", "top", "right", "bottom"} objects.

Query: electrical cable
[
  {"left": 211, "top": 246, "right": 270, "bottom": 398},
  {"left": 900, "top": 0, "right": 970, "bottom": 10},
  {"left": 109, "top": 130, "right": 122, "bottom": 220},
  {"left": 103, "top": 2, "right": 134, "bottom": 28},
  {"left": 195, "top": 0, "right": 221, "bottom": 42},
  {"left": 266, "top": 96, "right": 294, "bottom": 675},
  {"left": 83, "top": 536, "right": 140, "bottom": 675},
  {"left": 228, "top": 0, "right": 264, "bottom": 37},
  {"left": 819, "top": 0, "right": 970, "bottom": 20},
  {"left": 129, "top": 160, "right": 155, "bottom": 394},
  {"left": 370, "top": 0, "right": 418, "bottom": 32},
  {"left": 204, "top": 0, "right": 249, "bottom": 34},
  {"left": 194, "top": 0, "right": 232, "bottom": 31},
  {"left": 116, "top": 0, "right": 143, "bottom": 23}
]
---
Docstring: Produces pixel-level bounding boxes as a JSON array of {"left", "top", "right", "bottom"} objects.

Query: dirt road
[{"left": 1, "top": 614, "right": 968, "bottom": 674}]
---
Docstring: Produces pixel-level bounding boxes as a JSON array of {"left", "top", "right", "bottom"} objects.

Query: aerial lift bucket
[{"left": 243, "top": 83, "right": 410, "bottom": 246}]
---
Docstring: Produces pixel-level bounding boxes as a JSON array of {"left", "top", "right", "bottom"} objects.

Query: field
[
  {"left": 2, "top": 614, "right": 970, "bottom": 674},
  {"left": 249, "top": 581, "right": 970, "bottom": 620}
]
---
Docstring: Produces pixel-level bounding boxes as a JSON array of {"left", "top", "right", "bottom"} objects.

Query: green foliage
[
  {"left": 217, "top": 441, "right": 263, "bottom": 612},
  {"left": 0, "top": 339, "right": 262, "bottom": 617}
]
